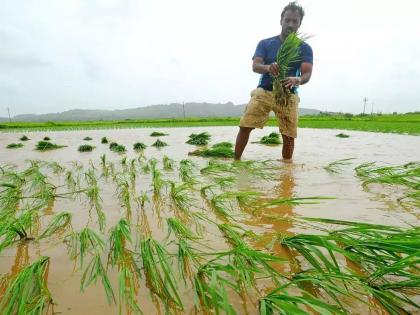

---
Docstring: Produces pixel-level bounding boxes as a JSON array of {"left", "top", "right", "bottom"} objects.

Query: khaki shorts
[{"left": 239, "top": 88, "right": 300, "bottom": 138}]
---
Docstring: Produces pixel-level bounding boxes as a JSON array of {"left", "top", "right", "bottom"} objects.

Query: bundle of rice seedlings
[
  {"left": 133, "top": 142, "right": 146, "bottom": 151},
  {"left": 43, "top": 136, "right": 51, "bottom": 141},
  {"left": 109, "top": 142, "right": 126, "bottom": 152},
  {"left": 272, "top": 32, "right": 310, "bottom": 107},
  {"left": 179, "top": 159, "right": 196, "bottom": 182},
  {"left": 37, "top": 212, "right": 72, "bottom": 240},
  {"left": 6, "top": 143, "right": 23, "bottom": 149},
  {"left": 35, "top": 141, "right": 66, "bottom": 151},
  {"left": 78, "top": 144, "right": 95, "bottom": 152},
  {"left": 259, "top": 132, "right": 282, "bottom": 145},
  {"left": 83, "top": 136, "right": 93, "bottom": 141},
  {"left": 186, "top": 132, "right": 211, "bottom": 145},
  {"left": 324, "top": 158, "right": 355, "bottom": 173},
  {"left": 0, "top": 256, "right": 53, "bottom": 314},
  {"left": 152, "top": 139, "right": 168, "bottom": 148},
  {"left": 19, "top": 135, "right": 30, "bottom": 141},
  {"left": 150, "top": 158, "right": 165, "bottom": 194},
  {"left": 150, "top": 131, "right": 168, "bottom": 137},
  {"left": 101, "top": 137, "right": 108, "bottom": 144},
  {"left": 168, "top": 181, "right": 196, "bottom": 216},
  {"left": 109, "top": 142, "right": 118, "bottom": 150},
  {"left": 336, "top": 133, "right": 350, "bottom": 138},
  {"left": 189, "top": 142, "right": 234, "bottom": 158}
]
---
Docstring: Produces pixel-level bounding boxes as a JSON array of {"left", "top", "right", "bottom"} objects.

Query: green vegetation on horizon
[{"left": 0, "top": 113, "right": 419, "bottom": 135}]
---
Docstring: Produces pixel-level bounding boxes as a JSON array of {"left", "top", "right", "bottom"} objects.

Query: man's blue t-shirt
[{"left": 253, "top": 35, "right": 313, "bottom": 91}]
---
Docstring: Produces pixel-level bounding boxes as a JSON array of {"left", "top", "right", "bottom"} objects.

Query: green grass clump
[
  {"left": 83, "top": 136, "right": 93, "bottom": 141},
  {"left": 186, "top": 132, "right": 211, "bottom": 145},
  {"left": 6, "top": 143, "right": 23, "bottom": 149},
  {"left": 336, "top": 133, "right": 350, "bottom": 138},
  {"left": 259, "top": 132, "right": 282, "bottom": 145},
  {"left": 150, "top": 131, "right": 168, "bottom": 137},
  {"left": 109, "top": 142, "right": 126, "bottom": 152},
  {"left": 19, "top": 135, "right": 30, "bottom": 141},
  {"left": 190, "top": 142, "right": 234, "bottom": 158},
  {"left": 133, "top": 142, "right": 147, "bottom": 151},
  {"left": 152, "top": 139, "right": 168, "bottom": 148},
  {"left": 78, "top": 144, "right": 95, "bottom": 152},
  {"left": 101, "top": 137, "right": 108, "bottom": 144},
  {"left": 43, "top": 136, "right": 51, "bottom": 141},
  {"left": 35, "top": 141, "right": 66, "bottom": 151}
]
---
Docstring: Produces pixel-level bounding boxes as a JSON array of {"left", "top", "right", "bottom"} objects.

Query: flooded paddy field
[{"left": 0, "top": 127, "right": 419, "bottom": 314}]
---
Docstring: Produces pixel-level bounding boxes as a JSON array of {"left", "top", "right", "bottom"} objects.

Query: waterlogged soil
[{"left": 0, "top": 127, "right": 419, "bottom": 314}]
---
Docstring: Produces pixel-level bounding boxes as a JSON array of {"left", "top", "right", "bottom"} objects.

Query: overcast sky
[{"left": 1, "top": 0, "right": 419, "bottom": 116}]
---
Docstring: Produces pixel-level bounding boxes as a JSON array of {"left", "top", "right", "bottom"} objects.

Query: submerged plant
[
  {"left": 152, "top": 139, "right": 168, "bottom": 148},
  {"left": 110, "top": 143, "right": 126, "bottom": 153},
  {"left": 190, "top": 142, "right": 234, "bottom": 158},
  {"left": 259, "top": 132, "right": 282, "bottom": 145},
  {"left": 101, "top": 137, "right": 109, "bottom": 144},
  {"left": 43, "top": 136, "right": 51, "bottom": 141},
  {"left": 35, "top": 141, "right": 66, "bottom": 151},
  {"left": 336, "top": 133, "right": 350, "bottom": 138},
  {"left": 78, "top": 144, "right": 95, "bottom": 152},
  {"left": 20, "top": 135, "right": 30, "bottom": 141},
  {"left": 6, "top": 143, "right": 23, "bottom": 149},
  {"left": 83, "top": 136, "right": 93, "bottom": 141},
  {"left": 150, "top": 131, "right": 168, "bottom": 137},
  {"left": 186, "top": 132, "right": 211, "bottom": 145},
  {"left": 133, "top": 142, "right": 146, "bottom": 151}
]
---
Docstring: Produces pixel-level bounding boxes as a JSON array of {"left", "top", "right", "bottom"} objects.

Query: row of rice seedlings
[
  {"left": 189, "top": 142, "right": 234, "bottom": 158},
  {"left": 78, "top": 144, "right": 95, "bottom": 152},
  {"left": 186, "top": 132, "right": 211, "bottom": 145},
  {"left": 35, "top": 140, "right": 66, "bottom": 151},
  {"left": 150, "top": 131, "right": 168, "bottom": 137},
  {"left": 324, "top": 158, "right": 356, "bottom": 174},
  {"left": 6, "top": 143, "right": 23, "bottom": 149},
  {"left": 258, "top": 132, "right": 282, "bottom": 145},
  {"left": 0, "top": 256, "right": 53, "bottom": 315},
  {"left": 84, "top": 167, "right": 106, "bottom": 231}
]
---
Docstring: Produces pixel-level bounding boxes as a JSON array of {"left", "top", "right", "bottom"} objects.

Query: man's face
[{"left": 280, "top": 10, "right": 302, "bottom": 37}]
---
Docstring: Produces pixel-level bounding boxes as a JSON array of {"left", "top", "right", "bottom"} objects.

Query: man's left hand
[{"left": 281, "top": 77, "right": 301, "bottom": 89}]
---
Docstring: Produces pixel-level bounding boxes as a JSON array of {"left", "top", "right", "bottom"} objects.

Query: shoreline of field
[{"left": 1, "top": 114, "right": 419, "bottom": 135}]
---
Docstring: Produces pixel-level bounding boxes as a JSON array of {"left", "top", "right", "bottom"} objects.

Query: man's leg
[
  {"left": 235, "top": 127, "right": 254, "bottom": 160},
  {"left": 281, "top": 134, "right": 294, "bottom": 160}
]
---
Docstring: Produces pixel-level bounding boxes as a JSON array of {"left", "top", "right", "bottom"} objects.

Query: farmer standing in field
[{"left": 234, "top": 1, "right": 313, "bottom": 160}]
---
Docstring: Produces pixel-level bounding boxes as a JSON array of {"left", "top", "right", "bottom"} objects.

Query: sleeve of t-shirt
[
  {"left": 300, "top": 43, "right": 313, "bottom": 64},
  {"left": 252, "top": 40, "right": 266, "bottom": 60}
]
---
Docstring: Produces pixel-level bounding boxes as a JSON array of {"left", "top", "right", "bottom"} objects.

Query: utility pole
[
  {"left": 182, "top": 102, "right": 186, "bottom": 119},
  {"left": 363, "top": 97, "right": 368, "bottom": 114},
  {"left": 7, "top": 107, "right": 11, "bottom": 122}
]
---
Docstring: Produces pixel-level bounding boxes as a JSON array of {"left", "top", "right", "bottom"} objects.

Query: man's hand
[
  {"left": 281, "top": 77, "right": 301, "bottom": 89},
  {"left": 267, "top": 62, "right": 279, "bottom": 76}
]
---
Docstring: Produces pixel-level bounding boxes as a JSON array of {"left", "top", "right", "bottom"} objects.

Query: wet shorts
[{"left": 239, "top": 88, "right": 300, "bottom": 138}]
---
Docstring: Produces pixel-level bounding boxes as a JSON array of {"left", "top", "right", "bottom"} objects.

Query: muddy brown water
[{"left": 0, "top": 127, "right": 419, "bottom": 314}]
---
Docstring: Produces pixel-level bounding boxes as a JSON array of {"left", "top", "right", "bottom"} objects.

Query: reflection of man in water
[{"left": 234, "top": 1, "right": 313, "bottom": 161}]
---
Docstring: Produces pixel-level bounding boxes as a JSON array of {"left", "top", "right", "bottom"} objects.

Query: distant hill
[{"left": 3, "top": 102, "right": 321, "bottom": 122}]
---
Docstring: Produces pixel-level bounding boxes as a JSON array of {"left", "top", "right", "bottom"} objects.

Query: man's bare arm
[
  {"left": 282, "top": 62, "right": 313, "bottom": 88},
  {"left": 252, "top": 57, "right": 279, "bottom": 76}
]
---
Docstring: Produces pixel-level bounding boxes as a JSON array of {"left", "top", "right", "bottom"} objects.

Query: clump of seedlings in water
[
  {"left": 83, "top": 136, "right": 93, "bottom": 141},
  {"left": 101, "top": 137, "right": 108, "bottom": 144},
  {"left": 109, "top": 142, "right": 126, "bottom": 152},
  {"left": 336, "top": 133, "right": 350, "bottom": 138},
  {"left": 35, "top": 141, "right": 66, "bottom": 151},
  {"left": 78, "top": 144, "right": 95, "bottom": 152},
  {"left": 258, "top": 132, "right": 282, "bottom": 145},
  {"left": 150, "top": 131, "right": 168, "bottom": 137},
  {"left": 163, "top": 155, "right": 174, "bottom": 170},
  {"left": 43, "top": 136, "right": 51, "bottom": 141},
  {"left": 152, "top": 139, "right": 168, "bottom": 148},
  {"left": 133, "top": 142, "right": 146, "bottom": 151},
  {"left": 186, "top": 132, "right": 211, "bottom": 145},
  {"left": 189, "top": 141, "right": 234, "bottom": 158},
  {"left": 6, "top": 143, "right": 23, "bottom": 149},
  {"left": 20, "top": 135, "right": 30, "bottom": 141},
  {"left": 324, "top": 157, "right": 356, "bottom": 174}
]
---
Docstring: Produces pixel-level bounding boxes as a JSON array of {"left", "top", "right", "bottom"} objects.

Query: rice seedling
[
  {"left": 258, "top": 132, "right": 282, "bottom": 145},
  {"left": 152, "top": 139, "right": 168, "bottom": 148},
  {"left": 109, "top": 142, "right": 118, "bottom": 150},
  {"left": 272, "top": 32, "right": 310, "bottom": 107},
  {"left": 35, "top": 141, "right": 66, "bottom": 151},
  {"left": 140, "top": 237, "right": 183, "bottom": 310},
  {"left": 78, "top": 144, "right": 95, "bottom": 152},
  {"left": 66, "top": 227, "right": 105, "bottom": 267},
  {"left": 110, "top": 143, "right": 126, "bottom": 153},
  {"left": 176, "top": 239, "right": 202, "bottom": 283},
  {"left": 0, "top": 210, "right": 38, "bottom": 252},
  {"left": 150, "top": 131, "right": 168, "bottom": 137},
  {"left": 336, "top": 133, "right": 350, "bottom": 138},
  {"left": 19, "top": 135, "right": 30, "bottom": 141},
  {"left": 133, "top": 142, "right": 147, "bottom": 151},
  {"left": 166, "top": 217, "right": 200, "bottom": 241},
  {"left": 43, "top": 136, "right": 51, "bottom": 141},
  {"left": 186, "top": 132, "right": 211, "bottom": 145},
  {"left": 324, "top": 158, "right": 356, "bottom": 174},
  {"left": 168, "top": 181, "right": 196, "bottom": 216},
  {"left": 150, "top": 158, "right": 166, "bottom": 195},
  {"left": 179, "top": 159, "right": 196, "bottom": 182},
  {"left": 213, "top": 142, "right": 233, "bottom": 149},
  {"left": 116, "top": 178, "right": 132, "bottom": 217},
  {"left": 162, "top": 155, "right": 174, "bottom": 170},
  {"left": 37, "top": 212, "right": 72, "bottom": 240},
  {"left": 101, "top": 136, "right": 109, "bottom": 144},
  {"left": 190, "top": 142, "right": 234, "bottom": 158},
  {"left": 6, "top": 143, "right": 23, "bottom": 149},
  {"left": 46, "top": 161, "right": 65, "bottom": 175},
  {"left": 83, "top": 136, "right": 93, "bottom": 141},
  {"left": 84, "top": 169, "right": 106, "bottom": 231},
  {"left": 0, "top": 256, "right": 53, "bottom": 315}
]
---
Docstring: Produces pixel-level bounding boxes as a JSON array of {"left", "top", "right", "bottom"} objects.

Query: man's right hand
[{"left": 267, "top": 62, "right": 279, "bottom": 76}]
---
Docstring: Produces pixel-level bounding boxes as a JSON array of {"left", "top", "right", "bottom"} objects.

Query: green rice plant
[
  {"left": 133, "top": 142, "right": 146, "bottom": 151},
  {"left": 37, "top": 212, "right": 72, "bottom": 240},
  {"left": 209, "top": 191, "right": 261, "bottom": 219},
  {"left": 83, "top": 136, "right": 93, "bottom": 141},
  {"left": 0, "top": 256, "right": 53, "bottom": 315},
  {"left": 150, "top": 158, "right": 165, "bottom": 195},
  {"left": 46, "top": 161, "right": 65, "bottom": 175},
  {"left": 336, "top": 133, "right": 350, "bottom": 138},
  {"left": 166, "top": 217, "right": 200, "bottom": 241},
  {"left": 116, "top": 178, "right": 132, "bottom": 217},
  {"left": 78, "top": 144, "right": 95, "bottom": 152},
  {"left": 186, "top": 132, "right": 211, "bottom": 145},
  {"left": 66, "top": 227, "right": 105, "bottom": 267},
  {"left": 190, "top": 142, "right": 234, "bottom": 158},
  {"left": 168, "top": 181, "right": 196, "bottom": 216},
  {"left": 19, "top": 135, "right": 30, "bottom": 141},
  {"left": 152, "top": 139, "right": 168, "bottom": 148},
  {"left": 109, "top": 142, "right": 118, "bottom": 150},
  {"left": 111, "top": 144, "right": 126, "bottom": 153},
  {"left": 101, "top": 137, "right": 108, "bottom": 144},
  {"left": 162, "top": 155, "right": 174, "bottom": 170},
  {"left": 0, "top": 210, "right": 38, "bottom": 252},
  {"left": 108, "top": 219, "right": 132, "bottom": 266},
  {"left": 273, "top": 32, "right": 309, "bottom": 107},
  {"left": 150, "top": 131, "right": 168, "bottom": 137},
  {"left": 43, "top": 136, "right": 51, "bottom": 141},
  {"left": 258, "top": 197, "right": 332, "bottom": 211},
  {"left": 176, "top": 239, "right": 202, "bottom": 282},
  {"left": 140, "top": 237, "right": 183, "bottom": 310},
  {"left": 35, "top": 141, "right": 66, "bottom": 151},
  {"left": 100, "top": 154, "right": 109, "bottom": 178},
  {"left": 179, "top": 159, "right": 196, "bottom": 182},
  {"left": 6, "top": 143, "right": 23, "bottom": 149},
  {"left": 84, "top": 169, "right": 106, "bottom": 231},
  {"left": 212, "top": 142, "right": 233, "bottom": 149},
  {"left": 324, "top": 158, "right": 356, "bottom": 174},
  {"left": 259, "top": 132, "right": 282, "bottom": 145}
]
